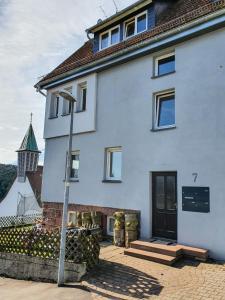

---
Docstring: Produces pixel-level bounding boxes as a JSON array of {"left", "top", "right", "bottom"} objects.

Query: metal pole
[{"left": 58, "top": 100, "right": 75, "bottom": 286}]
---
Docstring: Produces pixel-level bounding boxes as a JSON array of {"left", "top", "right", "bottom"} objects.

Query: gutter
[
  {"left": 87, "top": 0, "right": 153, "bottom": 33},
  {"left": 37, "top": 7, "right": 225, "bottom": 91}
]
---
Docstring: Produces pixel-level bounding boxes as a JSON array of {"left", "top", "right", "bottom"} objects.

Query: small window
[
  {"left": 137, "top": 13, "right": 147, "bottom": 33},
  {"left": 100, "top": 26, "right": 120, "bottom": 50},
  {"left": 111, "top": 27, "right": 120, "bottom": 45},
  {"left": 155, "top": 92, "right": 175, "bottom": 129},
  {"left": 77, "top": 84, "right": 87, "bottom": 112},
  {"left": 105, "top": 147, "right": 122, "bottom": 181},
  {"left": 68, "top": 211, "right": 77, "bottom": 226},
  {"left": 125, "top": 19, "right": 135, "bottom": 38},
  {"left": 107, "top": 216, "right": 115, "bottom": 236},
  {"left": 49, "top": 94, "right": 59, "bottom": 118},
  {"left": 62, "top": 100, "right": 72, "bottom": 115},
  {"left": 124, "top": 11, "right": 147, "bottom": 39},
  {"left": 62, "top": 88, "right": 72, "bottom": 115},
  {"left": 155, "top": 53, "right": 175, "bottom": 77},
  {"left": 70, "top": 151, "right": 80, "bottom": 179},
  {"left": 101, "top": 32, "right": 109, "bottom": 49}
]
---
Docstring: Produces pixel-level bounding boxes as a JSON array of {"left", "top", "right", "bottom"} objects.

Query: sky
[{"left": 0, "top": 0, "right": 135, "bottom": 165}]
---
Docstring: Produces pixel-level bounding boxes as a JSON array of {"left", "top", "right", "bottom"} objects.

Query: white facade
[
  {"left": 44, "top": 73, "right": 97, "bottom": 139},
  {"left": 41, "top": 27, "right": 225, "bottom": 259}
]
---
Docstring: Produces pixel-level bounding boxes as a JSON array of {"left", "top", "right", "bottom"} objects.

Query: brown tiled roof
[
  {"left": 38, "top": 0, "right": 225, "bottom": 86},
  {"left": 26, "top": 166, "right": 43, "bottom": 207}
]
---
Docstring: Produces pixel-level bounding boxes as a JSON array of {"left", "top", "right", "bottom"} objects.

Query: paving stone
[{"left": 81, "top": 243, "right": 225, "bottom": 300}]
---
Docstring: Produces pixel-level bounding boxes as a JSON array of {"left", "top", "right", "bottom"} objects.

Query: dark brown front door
[{"left": 152, "top": 172, "right": 177, "bottom": 240}]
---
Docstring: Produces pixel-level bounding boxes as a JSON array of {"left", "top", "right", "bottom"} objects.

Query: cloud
[{"left": 0, "top": 0, "right": 135, "bottom": 164}]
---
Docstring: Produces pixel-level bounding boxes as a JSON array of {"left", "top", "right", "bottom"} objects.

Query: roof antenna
[
  {"left": 30, "top": 112, "right": 33, "bottom": 124},
  {"left": 99, "top": 5, "right": 107, "bottom": 18},
  {"left": 112, "top": 0, "right": 119, "bottom": 13}
]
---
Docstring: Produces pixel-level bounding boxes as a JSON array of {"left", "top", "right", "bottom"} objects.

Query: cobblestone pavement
[{"left": 82, "top": 242, "right": 225, "bottom": 300}]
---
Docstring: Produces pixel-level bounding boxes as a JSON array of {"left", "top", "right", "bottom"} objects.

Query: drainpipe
[
  {"left": 36, "top": 85, "right": 47, "bottom": 97},
  {"left": 86, "top": 29, "right": 92, "bottom": 41}
]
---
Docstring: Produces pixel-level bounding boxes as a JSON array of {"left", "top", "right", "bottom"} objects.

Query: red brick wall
[{"left": 43, "top": 202, "right": 140, "bottom": 234}]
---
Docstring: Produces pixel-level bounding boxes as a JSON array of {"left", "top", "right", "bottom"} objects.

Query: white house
[
  {"left": 0, "top": 121, "right": 42, "bottom": 218},
  {"left": 35, "top": 0, "right": 225, "bottom": 259}
]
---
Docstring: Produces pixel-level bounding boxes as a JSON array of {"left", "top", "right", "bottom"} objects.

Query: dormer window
[
  {"left": 111, "top": 27, "right": 120, "bottom": 45},
  {"left": 125, "top": 19, "right": 135, "bottom": 38},
  {"left": 124, "top": 11, "right": 147, "bottom": 39},
  {"left": 100, "top": 26, "right": 120, "bottom": 50},
  {"left": 137, "top": 13, "right": 147, "bottom": 33}
]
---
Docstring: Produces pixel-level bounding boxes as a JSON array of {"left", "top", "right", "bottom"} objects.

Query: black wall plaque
[{"left": 182, "top": 187, "right": 210, "bottom": 213}]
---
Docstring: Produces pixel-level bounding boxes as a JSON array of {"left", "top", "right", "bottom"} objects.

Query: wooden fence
[
  {"left": 0, "top": 227, "right": 100, "bottom": 269},
  {"left": 0, "top": 214, "right": 42, "bottom": 228}
]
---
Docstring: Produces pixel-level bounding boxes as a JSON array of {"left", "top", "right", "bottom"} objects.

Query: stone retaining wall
[{"left": 0, "top": 252, "right": 86, "bottom": 283}]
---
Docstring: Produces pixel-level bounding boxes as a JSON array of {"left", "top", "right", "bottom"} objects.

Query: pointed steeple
[
  {"left": 16, "top": 115, "right": 41, "bottom": 182},
  {"left": 17, "top": 123, "right": 40, "bottom": 153}
]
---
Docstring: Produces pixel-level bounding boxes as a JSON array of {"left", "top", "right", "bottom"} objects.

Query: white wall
[
  {"left": 0, "top": 178, "right": 41, "bottom": 217},
  {"left": 42, "top": 28, "right": 225, "bottom": 259},
  {"left": 44, "top": 73, "right": 97, "bottom": 139}
]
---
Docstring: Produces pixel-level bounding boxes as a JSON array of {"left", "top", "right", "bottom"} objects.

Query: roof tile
[{"left": 38, "top": 0, "right": 225, "bottom": 86}]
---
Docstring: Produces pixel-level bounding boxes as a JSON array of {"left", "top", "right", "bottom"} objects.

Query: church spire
[
  {"left": 16, "top": 115, "right": 41, "bottom": 182},
  {"left": 17, "top": 123, "right": 40, "bottom": 153}
]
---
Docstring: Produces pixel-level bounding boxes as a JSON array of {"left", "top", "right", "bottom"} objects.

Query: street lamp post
[{"left": 57, "top": 90, "right": 76, "bottom": 287}]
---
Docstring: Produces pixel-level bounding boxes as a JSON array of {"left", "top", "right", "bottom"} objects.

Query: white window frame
[
  {"left": 154, "top": 91, "right": 176, "bottom": 130},
  {"left": 99, "top": 25, "right": 120, "bottom": 50},
  {"left": 107, "top": 216, "right": 115, "bottom": 236},
  {"left": 105, "top": 147, "right": 122, "bottom": 181},
  {"left": 77, "top": 83, "right": 87, "bottom": 112},
  {"left": 62, "top": 87, "right": 73, "bottom": 115},
  {"left": 70, "top": 150, "right": 80, "bottom": 180},
  {"left": 154, "top": 52, "right": 175, "bottom": 77},
  {"left": 124, "top": 11, "right": 148, "bottom": 39},
  {"left": 49, "top": 94, "right": 59, "bottom": 118},
  {"left": 68, "top": 211, "right": 77, "bottom": 226}
]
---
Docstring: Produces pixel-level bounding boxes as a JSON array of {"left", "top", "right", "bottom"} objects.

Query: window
[
  {"left": 105, "top": 147, "right": 122, "bottom": 181},
  {"left": 77, "top": 84, "right": 87, "bottom": 112},
  {"left": 101, "top": 32, "right": 109, "bottom": 49},
  {"left": 70, "top": 151, "right": 80, "bottom": 179},
  {"left": 137, "top": 13, "right": 147, "bottom": 33},
  {"left": 100, "top": 26, "right": 120, "bottom": 50},
  {"left": 62, "top": 88, "right": 72, "bottom": 115},
  {"left": 125, "top": 19, "right": 135, "bottom": 38},
  {"left": 49, "top": 94, "right": 59, "bottom": 118},
  {"left": 107, "top": 216, "right": 115, "bottom": 236},
  {"left": 62, "top": 100, "right": 72, "bottom": 115},
  {"left": 124, "top": 11, "right": 147, "bottom": 39},
  {"left": 155, "top": 53, "right": 175, "bottom": 77},
  {"left": 154, "top": 92, "right": 175, "bottom": 129},
  {"left": 111, "top": 27, "right": 120, "bottom": 45},
  {"left": 68, "top": 211, "right": 77, "bottom": 226}
]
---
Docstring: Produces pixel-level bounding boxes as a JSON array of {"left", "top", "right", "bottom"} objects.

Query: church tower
[{"left": 16, "top": 115, "right": 41, "bottom": 182}]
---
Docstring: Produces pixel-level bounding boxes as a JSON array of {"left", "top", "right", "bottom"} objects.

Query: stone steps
[
  {"left": 181, "top": 245, "right": 209, "bottom": 261},
  {"left": 124, "top": 248, "right": 178, "bottom": 266},
  {"left": 130, "top": 240, "right": 182, "bottom": 257},
  {"left": 124, "top": 240, "right": 209, "bottom": 266}
]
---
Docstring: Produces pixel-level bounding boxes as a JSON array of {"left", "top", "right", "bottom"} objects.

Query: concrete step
[
  {"left": 124, "top": 248, "right": 178, "bottom": 266},
  {"left": 130, "top": 240, "right": 182, "bottom": 257}
]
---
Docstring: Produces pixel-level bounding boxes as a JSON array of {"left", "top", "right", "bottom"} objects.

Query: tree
[{"left": 0, "top": 164, "right": 17, "bottom": 201}]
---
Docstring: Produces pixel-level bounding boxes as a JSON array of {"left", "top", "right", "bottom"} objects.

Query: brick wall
[{"left": 43, "top": 202, "right": 140, "bottom": 235}]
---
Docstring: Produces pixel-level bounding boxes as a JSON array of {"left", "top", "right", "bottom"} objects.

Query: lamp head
[{"left": 58, "top": 90, "right": 76, "bottom": 102}]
